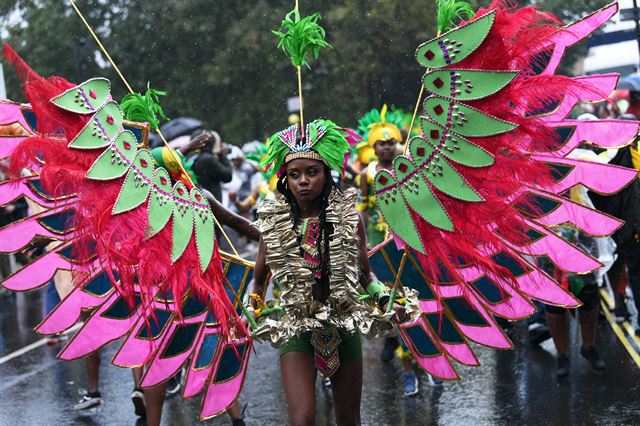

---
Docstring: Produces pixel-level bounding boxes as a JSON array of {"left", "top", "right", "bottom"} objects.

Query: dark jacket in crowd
[
  {"left": 189, "top": 151, "right": 233, "bottom": 201},
  {"left": 590, "top": 146, "right": 640, "bottom": 256},
  {"left": 0, "top": 198, "right": 28, "bottom": 228}
]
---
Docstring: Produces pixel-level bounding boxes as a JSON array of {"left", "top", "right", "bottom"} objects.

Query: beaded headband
[{"left": 260, "top": 119, "right": 357, "bottom": 174}]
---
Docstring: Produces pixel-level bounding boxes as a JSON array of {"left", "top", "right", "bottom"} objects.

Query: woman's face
[{"left": 285, "top": 158, "right": 326, "bottom": 203}]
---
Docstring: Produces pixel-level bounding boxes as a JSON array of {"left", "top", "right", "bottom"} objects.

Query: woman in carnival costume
[
  {"left": 248, "top": 118, "right": 419, "bottom": 424},
  {"left": 1, "top": 0, "right": 639, "bottom": 425},
  {"left": 241, "top": 7, "right": 421, "bottom": 423}
]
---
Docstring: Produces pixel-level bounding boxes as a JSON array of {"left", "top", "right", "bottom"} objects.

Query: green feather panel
[
  {"left": 416, "top": 11, "right": 495, "bottom": 68},
  {"left": 423, "top": 70, "right": 518, "bottom": 101},
  {"left": 373, "top": 6, "right": 523, "bottom": 253},
  {"left": 69, "top": 101, "right": 122, "bottom": 149},
  {"left": 86, "top": 131, "right": 139, "bottom": 180},
  {"left": 392, "top": 156, "right": 453, "bottom": 231},
  {"left": 408, "top": 137, "right": 483, "bottom": 202},
  {"left": 112, "top": 150, "right": 154, "bottom": 214},
  {"left": 191, "top": 187, "right": 215, "bottom": 272},
  {"left": 147, "top": 168, "right": 174, "bottom": 238},
  {"left": 56, "top": 77, "right": 221, "bottom": 268},
  {"left": 419, "top": 118, "right": 494, "bottom": 168},
  {"left": 374, "top": 169, "right": 426, "bottom": 253},
  {"left": 171, "top": 182, "right": 194, "bottom": 263},
  {"left": 424, "top": 96, "right": 517, "bottom": 137},
  {"left": 51, "top": 78, "right": 111, "bottom": 114}
]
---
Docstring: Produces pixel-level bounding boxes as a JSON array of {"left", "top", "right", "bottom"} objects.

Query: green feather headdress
[
  {"left": 246, "top": 142, "right": 277, "bottom": 181},
  {"left": 272, "top": 9, "right": 332, "bottom": 68},
  {"left": 260, "top": 119, "right": 351, "bottom": 174},
  {"left": 436, "top": 0, "right": 475, "bottom": 34},
  {"left": 121, "top": 82, "right": 169, "bottom": 131},
  {"left": 356, "top": 105, "right": 406, "bottom": 147}
]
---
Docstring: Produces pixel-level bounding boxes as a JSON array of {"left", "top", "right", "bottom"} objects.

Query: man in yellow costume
[
  {"left": 356, "top": 105, "right": 403, "bottom": 248},
  {"left": 355, "top": 106, "right": 428, "bottom": 395}
]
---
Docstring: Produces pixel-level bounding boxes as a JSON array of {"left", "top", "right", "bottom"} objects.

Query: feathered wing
[
  {"left": 0, "top": 46, "right": 251, "bottom": 419},
  {"left": 372, "top": 1, "right": 638, "bottom": 379}
]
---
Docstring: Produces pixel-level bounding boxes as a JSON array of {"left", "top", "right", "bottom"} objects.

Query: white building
[{"left": 584, "top": 0, "right": 640, "bottom": 74}]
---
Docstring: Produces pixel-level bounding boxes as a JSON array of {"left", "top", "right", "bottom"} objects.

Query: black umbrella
[{"left": 159, "top": 117, "right": 204, "bottom": 141}]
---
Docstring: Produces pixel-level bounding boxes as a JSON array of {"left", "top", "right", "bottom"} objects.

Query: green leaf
[
  {"left": 86, "top": 130, "right": 138, "bottom": 180},
  {"left": 423, "top": 96, "right": 517, "bottom": 137},
  {"left": 419, "top": 118, "right": 494, "bottom": 168},
  {"left": 423, "top": 69, "right": 518, "bottom": 101},
  {"left": 416, "top": 11, "right": 495, "bottom": 68},
  {"left": 171, "top": 182, "right": 194, "bottom": 262},
  {"left": 112, "top": 149, "right": 154, "bottom": 214},
  {"left": 50, "top": 78, "right": 111, "bottom": 114},
  {"left": 68, "top": 101, "right": 123, "bottom": 149},
  {"left": 374, "top": 169, "right": 426, "bottom": 253},
  {"left": 147, "top": 168, "right": 173, "bottom": 237},
  {"left": 191, "top": 187, "right": 215, "bottom": 272},
  {"left": 392, "top": 156, "right": 453, "bottom": 231}
]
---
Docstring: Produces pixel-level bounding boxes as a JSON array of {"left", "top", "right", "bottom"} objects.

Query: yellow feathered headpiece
[
  {"left": 356, "top": 104, "right": 403, "bottom": 149},
  {"left": 367, "top": 105, "right": 402, "bottom": 145}
]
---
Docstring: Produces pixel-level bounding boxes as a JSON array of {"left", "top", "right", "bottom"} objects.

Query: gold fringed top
[{"left": 253, "top": 187, "right": 420, "bottom": 346}]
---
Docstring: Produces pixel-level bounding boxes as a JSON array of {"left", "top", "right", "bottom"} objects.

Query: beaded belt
[{"left": 309, "top": 326, "right": 342, "bottom": 377}]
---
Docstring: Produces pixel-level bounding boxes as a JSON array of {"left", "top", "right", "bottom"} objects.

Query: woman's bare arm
[
  {"left": 357, "top": 216, "right": 375, "bottom": 290},
  {"left": 234, "top": 185, "right": 261, "bottom": 213},
  {"left": 251, "top": 237, "right": 269, "bottom": 298},
  {"left": 359, "top": 170, "right": 370, "bottom": 227},
  {"left": 203, "top": 189, "right": 260, "bottom": 241},
  {"left": 357, "top": 215, "right": 406, "bottom": 319}
]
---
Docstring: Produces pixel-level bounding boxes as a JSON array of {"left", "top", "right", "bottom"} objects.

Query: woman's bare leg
[
  {"left": 227, "top": 400, "right": 243, "bottom": 420},
  {"left": 144, "top": 383, "right": 166, "bottom": 426},
  {"left": 330, "top": 361, "right": 363, "bottom": 426},
  {"left": 280, "top": 352, "right": 317, "bottom": 426},
  {"left": 132, "top": 367, "right": 143, "bottom": 387},
  {"left": 546, "top": 311, "right": 569, "bottom": 355},
  {"left": 85, "top": 351, "right": 100, "bottom": 393},
  {"left": 579, "top": 307, "right": 598, "bottom": 348}
]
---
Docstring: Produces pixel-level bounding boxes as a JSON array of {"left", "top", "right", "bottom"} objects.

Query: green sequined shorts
[{"left": 278, "top": 329, "right": 363, "bottom": 363}]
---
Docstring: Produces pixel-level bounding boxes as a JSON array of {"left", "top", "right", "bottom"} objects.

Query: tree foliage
[{"left": 0, "top": 0, "right": 605, "bottom": 142}]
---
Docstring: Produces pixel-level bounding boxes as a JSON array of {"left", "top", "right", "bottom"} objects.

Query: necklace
[{"left": 297, "top": 217, "right": 322, "bottom": 273}]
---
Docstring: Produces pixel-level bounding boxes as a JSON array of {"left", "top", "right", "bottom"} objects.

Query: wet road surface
[{"left": 1, "top": 289, "right": 640, "bottom": 426}]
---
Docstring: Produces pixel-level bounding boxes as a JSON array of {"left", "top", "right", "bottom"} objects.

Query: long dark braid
[
  {"left": 276, "top": 174, "right": 300, "bottom": 225},
  {"left": 276, "top": 164, "right": 338, "bottom": 302}
]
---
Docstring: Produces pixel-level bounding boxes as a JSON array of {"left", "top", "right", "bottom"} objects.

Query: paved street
[{"left": 1, "top": 288, "right": 640, "bottom": 426}]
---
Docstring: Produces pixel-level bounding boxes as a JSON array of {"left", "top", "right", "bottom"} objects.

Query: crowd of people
[{"left": 1, "top": 94, "right": 639, "bottom": 423}]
